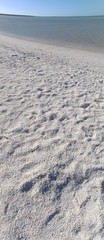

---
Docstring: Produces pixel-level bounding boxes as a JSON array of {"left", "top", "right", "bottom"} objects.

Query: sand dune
[{"left": 0, "top": 35, "right": 104, "bottom": 240}]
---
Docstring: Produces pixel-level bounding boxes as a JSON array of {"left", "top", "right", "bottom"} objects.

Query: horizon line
[{"left": 0, "top": 13, "right": 104, "bottom": 18}]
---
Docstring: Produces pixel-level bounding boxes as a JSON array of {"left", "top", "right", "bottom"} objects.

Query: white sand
[{"left": 0, "top": 35, "right": 104, "bottom": 240}]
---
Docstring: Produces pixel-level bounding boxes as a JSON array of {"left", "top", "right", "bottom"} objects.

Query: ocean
[{"left": 0, "top": 15, "right": 104, "bottom": 52}]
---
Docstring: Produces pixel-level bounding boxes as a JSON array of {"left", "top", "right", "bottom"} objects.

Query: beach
[{"left": 0, "top": 35, "right": 104, "bottom": 239}]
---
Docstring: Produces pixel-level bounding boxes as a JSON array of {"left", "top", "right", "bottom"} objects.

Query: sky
[{"left": 0, "top": 0, "right": 104, "bottom": 16}]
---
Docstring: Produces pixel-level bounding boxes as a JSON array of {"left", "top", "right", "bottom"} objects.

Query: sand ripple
[{"left": 0, "top": 36, "right": 104, "bottom": 240}]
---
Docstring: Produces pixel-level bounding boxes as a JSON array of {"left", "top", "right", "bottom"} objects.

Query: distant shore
[
  {"left": 0, "top": 13, "right": 104, "bottom": 17},
  {"left": 0, "top": 13, "right": 35, "bottom": 17}
]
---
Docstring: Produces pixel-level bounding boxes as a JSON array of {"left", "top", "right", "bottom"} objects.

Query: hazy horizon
[{"left": 0, "top": 13, "right": 104, "bottom": 18}]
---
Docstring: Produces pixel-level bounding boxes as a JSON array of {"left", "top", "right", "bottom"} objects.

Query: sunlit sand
[{"left": 0, "top": 35, "right": 104, "bottom": 239}]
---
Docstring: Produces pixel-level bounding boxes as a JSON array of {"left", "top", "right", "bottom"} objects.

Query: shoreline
[
  {"left": 0, "top": 34, "right": 104, "bottom": 239},
  {"left": 1, "top": 33, "right": 104, "bottom": 63},
  {"left": 1, "top": 32, "right": 104, "bottom": 57}
]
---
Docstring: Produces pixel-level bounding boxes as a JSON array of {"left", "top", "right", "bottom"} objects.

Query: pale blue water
[{"left": 0, "top": 15, "right": 104, "bottom": 52}]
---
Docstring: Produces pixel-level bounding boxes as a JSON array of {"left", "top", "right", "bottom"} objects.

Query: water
[{"left": 0, "top": 15, "right": 104, "bottom": 52}]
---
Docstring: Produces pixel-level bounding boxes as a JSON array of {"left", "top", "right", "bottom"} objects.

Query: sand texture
[{"left": 0, "top": 35, "right": 104, "bottom": 240}]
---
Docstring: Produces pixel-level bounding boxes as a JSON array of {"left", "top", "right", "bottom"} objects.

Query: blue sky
[{"left": 0, "top": 0, "right": 104, "bottom": 16}]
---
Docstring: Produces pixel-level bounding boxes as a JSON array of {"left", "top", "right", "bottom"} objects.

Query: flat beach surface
[{"left": 0, "top": 35, "right": 104, "bottom": 240}]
